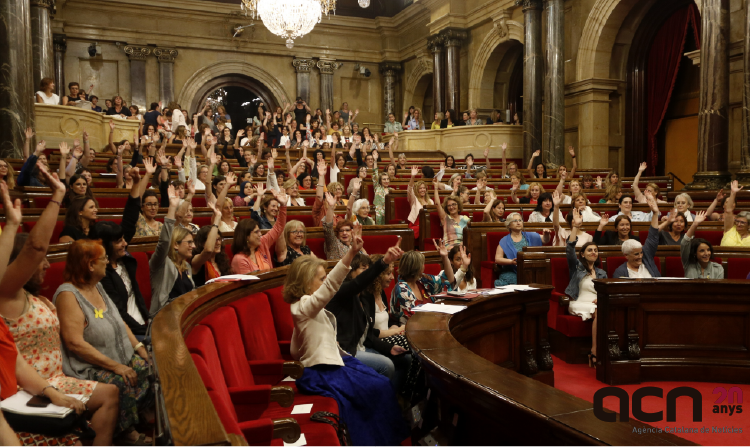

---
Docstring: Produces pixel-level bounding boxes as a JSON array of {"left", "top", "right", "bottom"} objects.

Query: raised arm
[
  {"left": 323, "top": 191, "right": 336, "bottom": 225},
  {"left": 216, "top": 172, "right": 236, "bottom": 211},
  {"left": 57, "top": 142, "right": 70, "bottom": 182},
  {"left": 552, "top": 190, "right": 563, "bottom": 235},
  {"left": 345, "top": 178, "right": 360, "bottom": 221},
  {"left": 723, "top": 180, "right": 742, "bottom": 233},
  {"left": 387, "top": 136, "right": 397, "bottom": 168},
  {"left": 632, "top": 162, "right": 647, "bottom": 202},
  {"left": 527, "top": 150, "right": 540, "bottom": 177},
  {"left": 646, "top": 191, "right": 660, "bottom": 229},
  {"left": 0, "top": 183, "right": 22, "bottom": 281},
  {"left": 432, "top": 238, "right": 455, "bottom": 287},
  {"left": 80, "top": 129, "right": 92, "bottom": 167},
  {"left": 433, "top": 178, "right": 446, "bottom": 221},
  {"left": 685, "top": 211, "right": 707, "bottom": 239},
  {"left": 658, "top": 208, "right": 677, "bottom": 232},
  {"left": 568, "top": 146, "right": 577, "bottom": 179},
  {"left": 484, "top": 147, "right": 491, "bottom": 170},
  {"left": 191, "top": 207, "right": 223, "bottom": 274},
  {"left": 555, "top": 170, "right": 567, "bottom": 197},
  {"left": 501, "top": 142, "right": 508, "bottom": 179},
  {"left": 138, "top": 157, "right": 157, "bottom": 198},
  {"left": 23, "top": 127, "right": 33, "bottom": 160},
  {"left": 704, "top": 189, "right": 725, "bottom": 218}
]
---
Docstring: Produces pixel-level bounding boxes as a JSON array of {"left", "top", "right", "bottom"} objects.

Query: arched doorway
[
  {"left": 191, "top": 74, "right": 279, "bottom": 131},
  {"left": 407, "top": 73, "right": 433, "bottom": 124},
  {"left": 478, "top": 41, "right": 524, "bottom": 117}
]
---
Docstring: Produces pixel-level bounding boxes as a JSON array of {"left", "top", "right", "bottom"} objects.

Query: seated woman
[
  {"left": 251, "top": 188, "right": 282, "bottom": 230},
  {"left": 527, "top": 150, "right": 548, "bottom": 179},
  {"left": 570, "top": 192, "right": 601, "bottom": 222},
  {"left": 555, "top": 147, "right": 577, "bottom": 180},
  {"left": 148, "top": 186, "right": 196, "bottom": 315},
  {"left": 608, "top": 195, "right": 652, "bottom": 222},
  {"left": 612, "top": 192, "right": 662, "bottom": 278},
  {"left": 444, "top": 245, "right": 475, "bottom": 292},
  {"left": 192, "top": 210, "right": 231, "bottom": 287},
  {"left": 63, "top": 173, "right": 96, "bottom": 208},
  {"left": 564, "top": 211, "right": 606, "bottom": 368},
  {"left": 528, "top": 192, "right": 563, "bottom": 223},
  {"left": 326, "top": 240, "right": 410, "bottom": 390},
  {"left": 275, "top": 220, "right": 315, "bottom": 267},
  {"left": 234, "top": 181, "right": 254, "bottom": 207},
  {"left": 217, "top": 198, "right": 237, "bottom": 233},
  {"left": 672, "top": 192, "right": 694, "bottom": 222},
  {"left": 595, "top": 214, "right": 638, "bottom": 245},
  {"left": 351, "top": 199, "right": 375, "bottom": 226},
  {"left": 406, "top": 166, "right": 434, "bottom": 239},
  {"left": 494, "top": 213, "right": 550, "bottom": 286},
  {"left": 474, "top": 183, "right": 497, "bottom": 206},
  {"left": 552, "top": 192, "right": 593, "bottom": 247},
  {"left": 96, "top": 221, "right": 149, "bottom": 338},
  {"left": 632, "top": 162, "right": 666, "bottom": 203},
  {"left": 482, "top": 198, "right": 506, "bottom": 223},
  {"left": 657, "top": 208, "right": 687, "bottom": 246},
  {"left": 372, "top": 166, "right": 392, "bottom": 225},
  {"left": 598, "top": 184, "right": 622, "bottom": 204},
  {"left": 555, "top": 171, "right": 587, "bottom": 206},
  {"left": 175, "top": 201, "right": 200, "bottom": 234},
  {"left": 596, "top": 169, "right": 620, "bottom": 189},
  {"left": 54, "top": 239, "right": 152, "bottom": 444},
  {"left": 390, "top": 243, "right": 454, "bottom": 325},
  {"left": 511, "top": 180, "right": 541, "bottom": 205},
  {"left": 347, "top": 164, "right": 369, "bottom": 196},
  {"left": 581, "top": 174, "right": 595, "bottom": 190},
  {"left": 433, "top": 180, "right": 470, "bottom": 247},
  {"left": 285, "top": 237, "right": 408, "bottom": 446},
  {"left": 682, "top": 211, "right": 724, "bottom": 279},
  {"left": 134, "top": 160, "right": 163, "bottom": 237},
  {"left": 323, "top": 193, "right": 367, "bottom": 260},
  {"left": 231, "top": 189, "right": 287, "bottom": 274},
  {"left": 59, "top": 196, "right": 98, "bottom": 243},
  {"left": 721, "top": 180, "right": 750, "bottom": 247}
]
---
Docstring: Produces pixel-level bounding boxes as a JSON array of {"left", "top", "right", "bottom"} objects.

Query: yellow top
[
  {"left": 431, "top": 122, "right": 442, "bottom": 129},
  {"left": 720, "top": 226, "right": 750, "bottom": 247}
]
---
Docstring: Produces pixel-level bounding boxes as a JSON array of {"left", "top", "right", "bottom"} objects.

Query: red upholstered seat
[
  {"left": 394, "top": 197, "right": 411, "bottom": 223},
  {"left": 41, "top": 261, "right": 66, "bottom": 297},
  {"left": 96, "top": 197, "right": 127, "bottom": 208},
  {"left": 664, "top": 257, "right": 685, "bottom": 278},
  {"left": 727, "top": 257, "right": 750, "bottom": 279},
  {"left": 554, "top": 313, "right": 592, "bottom": 338},
  {"left": 290, "top": 214, "right": 314, "bottom": 228},
  {"left": 265, "top": 286, "right": 294, "bottom": 360},
  {"left": 191, "top": 196, "right": 205, "bottom": 208},
  {"left": 547, "top": 257, "right": 592, "bottom": 337},
  {"left": 363, "top": 234, "right": 403, "bottom": 254},
  {"left": 193, "top": 215, "right": 212, "bottom": 227},
  {"left": 694, "top": 230, "right": 723, "bottom": 246},
  {"left": 480, "top": 231, "right": 508, "bottom": 288},
  {"left": 306, "top": 238, "right": 325, "bottom": 259},
  {"left": 130, "top": 252, "right": 152, "bottom": 311}
]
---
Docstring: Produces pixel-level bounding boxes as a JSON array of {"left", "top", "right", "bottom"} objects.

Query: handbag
[
  {"left": 310, "top": 411, "right": 352, "bottom": 446},
  {"left": 3, "top": 410, "right": 93, "bottom": 438}
]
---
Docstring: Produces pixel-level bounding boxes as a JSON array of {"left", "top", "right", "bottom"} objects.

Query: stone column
[
  {"left": 518, "top": 0, "right": 544, "bottom": 160},
  {"left": 153, "top": 47, "right": 178, "bottom": 106},
  {"left": 686, "top": 0, "right": 730, "bottom": 190},
  {"left": 30, "top": 0, "right": 54, "bottom": 93},
  {"left": 427, "top": 36, "right": 445, "bottom": 115},
  {"left": 123, "top": 45, "right": 150, "bottom": 112},
  {"left": 0, "top": 0, "right": 34, "bottom": 158},
  {"left": 292, "top": 57, "right": 315, "bottom": 104},
  {"left": 53, "top": 33, "right": 66, "bottom": 98},
  {"left": 543, "top": 0, "right": 564, "bottom": 168},
  {"left": 316, "top": 58, "right": 341, "bottom": 112},
  {"left": 379, "top": 62, "right": 402, "bottom": 121},
  {"left": 737, "top": 0, "right": 750, "bottom": 187},
  {"left": 441, "top": 29, "right": 467, "bottom": 117}
]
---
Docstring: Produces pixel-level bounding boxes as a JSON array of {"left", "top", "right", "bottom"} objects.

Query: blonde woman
[
  {"left": 275, "top": 220, "right": 316, "bottom": 266},
  {"left": 431, "top": 112, "right": 442, "bottom": 129},
  {"left": 512, "top": 181, "right": 542, "bottom": 205},
  {"left": 218, "top": 197, "right": 237, "bottom": 232},
  {"left": 407, "top": 166, "right": 433, "bottom": 239},
  {"left": 0, "top": 159, "right": 17, "bottom": 189},
  {"left": 599, "top": 184, "right": 622, "bottom": 204}
]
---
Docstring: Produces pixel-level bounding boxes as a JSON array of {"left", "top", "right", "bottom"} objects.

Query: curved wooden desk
[
  {"left": 406, "top": 285, "right": 694, "bottom": 445},
  {"left": 595, "top": 279, "right": 750, "bottom": 385}
]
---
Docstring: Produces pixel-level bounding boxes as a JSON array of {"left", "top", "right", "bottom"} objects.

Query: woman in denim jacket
[{"left": 564, "top": 208, "right": 607, "bottom": 367}]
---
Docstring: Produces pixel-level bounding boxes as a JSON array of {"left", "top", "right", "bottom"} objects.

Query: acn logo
[{"left": 593, "top": 387, "right": 703, "bottom": 423}]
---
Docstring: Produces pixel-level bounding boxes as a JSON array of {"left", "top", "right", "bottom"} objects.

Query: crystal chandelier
[
  {"left": 358, "top": 0, "right": 369, "bottom": 7},
  {"left": 241, "top": 0, "right": 336, "bottom": 48}
]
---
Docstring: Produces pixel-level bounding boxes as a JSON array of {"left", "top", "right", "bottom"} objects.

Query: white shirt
[
  {"left": 627, "top": 264, "right": 653, "bottom": 278},
  {"left": 171, "top": 109, "right": 187, "bottom": 133},
  {"left": 115, "top": 261, "right": 145, "bottom": 325},
  {"left": 609, "top": 211, "right": 652, "bottom": 222},
  {"left": 36, "top": 91, "right": 60, "bottom": 105},
  {"left": 329, "top": 165, "right": 340, "bottom": 185}
]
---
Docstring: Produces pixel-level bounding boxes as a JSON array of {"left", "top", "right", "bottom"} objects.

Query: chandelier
[{"left": 241, "top": 0, "right": 336, "bottom": 48}]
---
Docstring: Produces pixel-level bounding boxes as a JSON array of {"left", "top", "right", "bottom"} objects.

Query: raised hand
[
  {"left": 25, "top": 127, "right": 34, "bottom": 139},
  {"left": 715, "top": 188, "right": 725, "bottom": 202},
  {"left": 72, "top": 138, "right": 81, "bottom": 148},
  {"left": 143, "top": 157, "right": 157, "bottom": 175},
  {"left": 35, "top": 140, "right": 46, "bottom": 156},
  {"left": 267, "top": 154, "right": 275, "bottom": 170},
  {"left": 483, "top": 148, "right": 490, "bottom": 158},
  {"left": 187, "top": 139, "right": 197, "bottom": 151},
  {"left": 501, "top": 142, "right": 507, "bottom": 153},
  {"left": 595, "top": 176, "right": 603, "bottom": 188},
  {"left": 157, "top": 149, "right": 168, "bottom": 166},
  {"left": 167, "top": 184, "right": 180, "bottom": 206},
  {"left": 109, "top": 121, "right": 115, "bottom": 131},
  {"left": 38, "top": 163, "right": 65, "bottom": 193},
  {"left": 255, "top": 182, "right": 265, "bottom": 196},
  {"left": 58, "top": 142, "right": 70, "bottom": 157},
  {"left": 153, "top": 133, "right": 161, "bottom": 143},
  {"left": 410, "top": 165, "right": 419, "bottom": 177},
  {"left": 532, "top": 150, "right": 540, "bottom": 158},
  {"left": 694, "top": 210, "right": 706, "bottom": 224},
  {"left": 129, "top": 167, "right": 141, "bottom": 182},
  {"left": 571, "top": 208, "right": 582, "bottom": 228},
  {"left": 272, "top": 188, "right": 288, "bottom": 205},
  {"left": 352, "top": 221, "right": 363, "bottom": 239},
  {"left": 116, "top": 144, "right": 125, "bottom": 157},
  {"left": 174, "top": 154, "right": 182, "bottom": 169},
  {"left": 209, "top": 153, "right": 219, "bottom": 165},
  {"left": 638, "top": 161, "right": 647, "bottom": 173},
  {"left": 225, "top": 172, "right": 237, "bottom": 186},
  {"left": 731, "top": 180, "right": 743, "bottom": 193},
  {"left": 568, "top": 146, "right": 575, "bottom": 158},
  {"left": 271, "top": 148, "right": 278, "bottom": 159},
  {"left": 432, "top": 238, "right": 449, "bottom": 256},
  {"left": 82, "top": 129, "right": 89, "bottom": 142},
  {"left": 552, "top": 190, "right": 562, "bottom": 206},
  {"left": 466, "top": 157, "right": 474, "bottom": 167},
  {"left": 667, "top": 208, "right": 678, "bottom": 223},
  {"left": 560, "top": 170, "right": 567, "bottom": 180},
  {"left": 645, "top": 190, "right": 659, "bottom": 213},
  {"left": 237, "top": 129, "right": 245, "bottom": 137},
  {"left": 141, "top": 135, "right": 150, "bottom": 144},
  {"left": 325, "top": 191, "right": 337, "bottom": 207},
  {"left": 186, "top": 179, "right": 195, "bottom": 196},
  {"left": 353, "top": 178, "right": 362, "bottom": 191},
  {"left": 599, "top": 213, "right": 610, "bottom": 226},
  {"left": 460, "top": 245, "right": 471, "bottom": 268},
  {"left": 439, "top": 161, "right": 444, "bottom": 172},
  {"left": 317, "top": 160, "right": 328, "bottom": 177},
  {"left": 250, "top": 153, "right": 257, "bottom": 165},
  {"left": 1, "top": 182, "right": 22, "bottom": 226}
]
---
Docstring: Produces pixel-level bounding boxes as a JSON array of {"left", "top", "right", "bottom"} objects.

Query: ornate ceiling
[{"left": 206, "top": 0, "right": 411, "bottom": 19}]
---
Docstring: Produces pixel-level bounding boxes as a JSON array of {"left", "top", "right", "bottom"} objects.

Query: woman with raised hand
[
  {"left": 191, "top": 207, "right": 231, "bottom": 286},
  {"left": 594, "top": 213, "right": 638, "bottom": 246},
  {"left": 58, "top": 196, "right": 98, "bottom": 244},
  {"left": 250, "top": 183, "right": 281, "bottom": 230},
  {"left": 552, "top": 191, "right": 593, "bottom": 247},
  {"left": 494, "top": 213, "right": 550, "bottom": 286},
  {"left": 570, "top": 192, "right": 601, "bottom": 222},
  {"left": 445, "top": 245, "right": 475, "bottom": 292},
  {"left": 407, "top": 165, "right": 434, "bottom": 239},
  {"left": 528, "top": 192, "right": 562, "bottom": 223},
  {"left": 0, "top": 176, "right": 121, "bottom": 446},
  {"left": 275, "top": 220, "right": 316, "bottom": 267},
  {"left": 512, "top": 180, "right": 542, "bottom": 205},
  {"left": 657, "top": 208, "right": 687, "bottom": 246},
  {"left": 390, "top": 241, "right": 454, "bottom": 324},
  {"left": 323, "top": 192, "right": 367, "bottom": 260},
  {"left": 681, "top": 211, "right": 724, "bottom": 279},
  {"left": 599, "top": 183, "right": 623, "bottom": 204},
  {"left": 285, "top": 231, "right": 408, "bottom": 446},
  {"left": 527, "top": 150, "right": 548, "bottom": 179},
  {"left": 564, "top": 209, "right": 606, "bottom": 368},
  {"left": 372, "top": 163, "right": 392, "bottom": 225},
  {"left": 483, "top": 198, "right": 506, "bottom": 223},
  {"left": 433, "top": 178, "right": 470, "bottom": 247},
  {"left": 632, "top": 162, "right": 666, "bottom": 204},
  {"left": 351, "top": 198, "right": 375, "bottom": 226},
  {"left": 722, "top": 180, "right": 750, "bottom": 247},
  {"left": 231, "top": 188, "right": 288, "bottom": 274},
  {"left": 608, "top": 194, "right": 652, "bottom": 222}
]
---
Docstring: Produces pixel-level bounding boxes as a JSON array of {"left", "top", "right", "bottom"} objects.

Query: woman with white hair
[
  {"left": 494, "top": 212, "right": 550, "bottom": 286},
  {"left": 672, "top": 192, "right": 694, "bottom": 222},
  {"left": 721, "top": 180, "right": 750, "bottom": 247},
  {"left": 612, "top": 192, "right": 661, "bottom": 278},
  {"left": 351, "top": 198, "right": 374, "bottom": 225}
]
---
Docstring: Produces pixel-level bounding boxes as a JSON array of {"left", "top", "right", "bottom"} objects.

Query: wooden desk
[
  {"left": 594, "top": 279, "right": 750, "bottom": 385},
  {"left": 406, "top": 285, "right": 694, "bottom": 445}
]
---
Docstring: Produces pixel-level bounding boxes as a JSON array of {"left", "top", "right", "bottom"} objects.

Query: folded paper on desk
[
  {"left": 1, "top": 391, "right": 87, "bottom": 418},
  {"left": 205, "top": 274, "right": 260, "bottom": 283},
  {"left": 495, "top": 284, "right": 537, "bottom": 291},
  {"left": 413, "top": 303, "right": 466, "bottom": 314}
]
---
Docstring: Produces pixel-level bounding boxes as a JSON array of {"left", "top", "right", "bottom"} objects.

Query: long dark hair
[
  {"left": 232, "top": 218, "right": 259, "bottom": 256},
  {"left": 193, "top": 225, "right": 231, "bottom": 275},
  {"left": 578, "top": 242, "right": 602, "bottom": 273},
  {"left": 449, "top": 245, "right": 475, "bottom": 284},
  {"left": 688, "top": 238, "right": 714, "bottom": 266},
  {"left": 64, "top": 173, "right": 96, "bottom": 207},
  {"left": 64, "top": 197, "right": 96, "bottom": 231},
  {"left": 94, "top": 221, "right": 124, "bottom": 261},
  {"left": 533, "top": 162, "right": 547, "bottom": 179}
]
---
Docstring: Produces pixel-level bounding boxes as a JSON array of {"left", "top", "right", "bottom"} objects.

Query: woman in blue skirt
[{"left": 284, "top": 220, "right": 409, "bottom": 445}]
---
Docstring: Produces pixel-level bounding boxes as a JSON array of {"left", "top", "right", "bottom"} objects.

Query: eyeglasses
[
  {"left": 143, "top": 202, "right": 159, "bottom": 208},
  {"left": 509, "top": 219, "right": 523, "bottom": 223},
  {"left": 180, "top": 240, "right": 196, "bottom": 246},
  {"left": 98, "top": 255, "right": 109, "bottom": 262},
  {"left": 291, "top": 230, "right": 305, "bottom": 235},
  {"left": 734, "top": 220, "right": 748, "bottom": 226},
  {"left": 338, "top": 228, "right": 352, "bottom": 234}
]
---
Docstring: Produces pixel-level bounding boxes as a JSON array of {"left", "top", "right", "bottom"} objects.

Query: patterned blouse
[
  {"left": 390, "top": 274, "right": 451, "bottom": 324},
  {"left": 443, "top": 214, "right": 471, "bottom": 248},
  {"left": 135, "top": 213, "right": 163, "bottom": 238},
  {"left": 278, "top": 245, "right": 312, "bottom": 267},
  {"left": 372, "top": 167, "right": 389, "bottom": 225}
]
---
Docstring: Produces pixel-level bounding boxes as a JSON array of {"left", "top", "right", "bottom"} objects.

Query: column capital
[
  {"left": 30, "top": 0, "right": 54, "bottom": 9},
  {"left": 439, "top": 28, "right": 467, "bottom": 47},
  {"left": 379, "top": 62, "right": 402, "bottom": 76},
  {"left": 515, "top": 0, "right": 543, "bottom": 11},
  {"left": 427, "top": 35, "right": 444, "bottom": 52},
  {"left": 154, "top": 47, "right": 178, "bottom": 63},
  {"left": 122, "top": 45, "right": 151, "bottom": 61},
  {"left": 53, "top": 33, "right": 66, "bottom": 52},
  {"left": 317, "top": 59, "right": 341, "bottom": 74},
  {"left": 293, "top": 57, "right": 315, "bottom": 73}
]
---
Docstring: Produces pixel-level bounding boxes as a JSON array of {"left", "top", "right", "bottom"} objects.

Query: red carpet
[{"left": 552, "top": 356, "right": 749, "bottom": 446}]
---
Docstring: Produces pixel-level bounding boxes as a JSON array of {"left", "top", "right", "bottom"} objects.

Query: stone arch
[
  {"left": 468, "top": 18, "right": 524, "bottom": 109},
  {"left": 176, "top": 60, "right": 291, "bottom": 113},
  {"left": 403, "top": 59, "right": 433, "bottom": 116}
]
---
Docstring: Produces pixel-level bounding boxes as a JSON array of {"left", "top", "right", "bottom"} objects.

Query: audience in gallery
[{"left": 4, "top": 85, "right": 749, "bottom": 445}]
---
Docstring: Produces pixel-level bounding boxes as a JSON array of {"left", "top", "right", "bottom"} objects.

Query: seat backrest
[
  {"left": 606, "top": 256, "right": 661, "bottom": 277},
  {"left": 307, "top": 237, "right": 326, "bottom": 259},
  {"left": 664, "top": 257, "right": 685, "bottom": 278},
  {"left": 41, "top": 261, "right": 66, "bottom": 297},
  {"left": 229, "top": 294, "right": 283, "bottom": 362},
  {"left": 190, "top": 354, "right": 243, "bottom": 438},
  {"left": 394, "top": 196, "right": 411, "bottom": 222},
  {"left": 727, "top": 257, "right": 750, "bottom": 279},
  {"left": 363, "top": 235, "right": 402, "bottom": 255},
  {"left": 486, "top": 232, "right": 509, "bottom": 262},
  {"left": 423, "top": 263, "right": 441, "bottom": 276},
  {"left": 694, "top": 230, "right": 723, "bottom": 246},
  {"left": 130, "top": 252, "right": 152, "bottom": 311},
  {"left": 265, "top": 285, "right": 294, "bottom": 341},
  {"left": 199, "top": 307, "right": 256, "bottom": 388},
  {"left": 96, "top": 196, "right": 128, "bottom": 209},
  {"left": 551, "top": 257, "right": 570, "bottom": 294}
]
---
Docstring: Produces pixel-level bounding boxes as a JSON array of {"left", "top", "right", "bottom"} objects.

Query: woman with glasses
[
  {"left": 494, "top": 213, "right": 550, "bottom": 286},
  {"left": 722, "top": 180, "right": 750, "bottom": 247},
  {"left": 323, "top": 192, "right": 367, "bottom": 260},
  {"left": 230, "top": 189, "right": 289, "bottom": 274},
  {"left": 275, "top": 220, "right": 316, "bottom": 267}
]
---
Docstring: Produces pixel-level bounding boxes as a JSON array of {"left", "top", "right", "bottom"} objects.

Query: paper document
[
  {"left": 0, "top": 391, "right": 87, "bottom": 418},
  {"left": 205, "top": 274, "right": 260, "bottom": 284},
  {"left": 291, "top": 404, "right": 313, "bottom": 415},
  {"left": 495, "top": 284, "right": 537, "bottom": 291},
  {"left": 655, "top": 277, "right": 692, "bottom": 280},
  {"left": 412, "top": 304, "right": 466, "bottom": 314},
  {"left": 284, "top": 434, "right": 307, "bottom": 446},
  {"left": 282, "top": 376, "right": 296, "bottom": 382}
]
